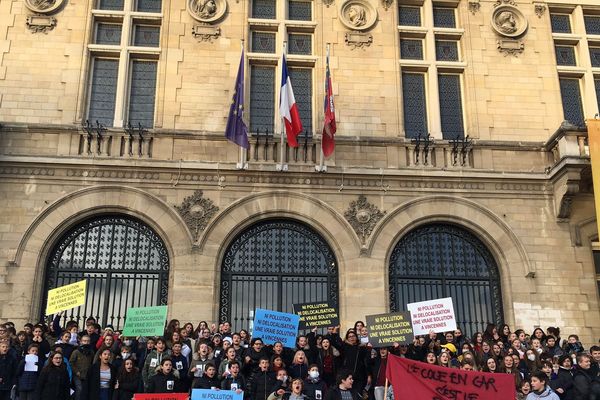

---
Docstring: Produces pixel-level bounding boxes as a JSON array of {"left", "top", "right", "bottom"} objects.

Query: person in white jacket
[{"left": 527, "top": 371, "right": 560, "bottom": 400}]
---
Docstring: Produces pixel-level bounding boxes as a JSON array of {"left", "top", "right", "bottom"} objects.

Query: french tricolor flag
[{"left": 279, "top": 54, "right": 303, "bottom": 147}]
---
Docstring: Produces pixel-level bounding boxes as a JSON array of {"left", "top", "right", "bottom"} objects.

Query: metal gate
[
  {"left": 219, "top": 219, "right": 338, "bottom": 332},
  {"left": 43, "top": 215, "right": 169, "bottom": 329},
  {"left": 389, "top": 223, "right": 503, "bottom": 336}
]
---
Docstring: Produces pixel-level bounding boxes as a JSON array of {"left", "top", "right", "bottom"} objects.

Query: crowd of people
[{"left": 0, "top": 315, "right": 598, "bottom": 400}]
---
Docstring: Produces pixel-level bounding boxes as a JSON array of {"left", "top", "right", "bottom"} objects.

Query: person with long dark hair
[
  {"left": 86, "top": 348, "right": 117, "bottom": 400},
  {"left": 339, "top": 330, "right": 370, "bottom": 395},
  {"left": 113, "top": 358, "right": 143, "bottom": 400},
  {"left": 146, "top": 358, "right": 184, "bottom": 393},
  {"left": 34, "top": 351, "right": 70, "bottom": 400}
]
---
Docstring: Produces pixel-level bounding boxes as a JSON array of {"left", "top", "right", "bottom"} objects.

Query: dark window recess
[
  {"left": 288, "top": 0, "right": 311, "bottom": 21},
  {"left": 288, "top": 33, "right": 312, "bottom": 55},
  {"left": 435, "top": 40, "right": 459, "bottom": 61},
  {"left": 133, "top": 25, "right": 160, "bottom": 47},
  {"left": 128, "top": 61, "right": 157, "bottom": 128},
  {"left": 595, "top": 79, "right": 600, "bottom": 115},
  {"left": 97, "top": 0, "right": 123, "bottom": 11},
  {"left": 219, "top": 219, "right": 338, "bottom": 332},
  {"left": 402, "top": 72, "right": 428, "bottom": 138},
  {"left": 438, "top": 74, "right": 464, "bottom": 140},
  {"left": 584, "top": 15, "right": 600, "bottom": 35},
  {"left": 251, "top": 31, "right": 276, "bottom": 53},
  {"left": 550, "top": 14, "right": 572, "bottom": 34},
  {"left": 389, "top": 223, "right": 504, "bottom": 337},
  {"left": 400, "top": 39, "right": 423, "bottom": 60},
  {"left": 250, "top": 66, "right": 275, "bottom": 133},
  {"left": 399, "top": 6, "right": 421, "bottom": 27},
  {"left": 88, "top": 59, "right": 119, "bottom": 127},
  {"left": 252, "top": 0, "right": 276, "bottom": 19},
  {"left": 433, "top": 7, "right": 456, "bottom": 28},
  {"left": 555, "top": 45, "right": 577, "bottom": 66},
  {"left": 288, "top": 68, "right": 312, "bottom": 136},
  {"left": 559, "top": 78, "right": 584, "bottom": 127},
  {"left": 95, "top": 23, "right": 122, "bottom": 45},
  {"left": 589, "top": 47, "right": 600, "bottom": 68},
  {"left": 136, "top": 0, "right": 161, "bottom": 12},
  {"left": 593, "top": 250, "right": 600, "bottom": 275},
  {"left": 42, "top": 215, "right": 170, "bottom": 330}
]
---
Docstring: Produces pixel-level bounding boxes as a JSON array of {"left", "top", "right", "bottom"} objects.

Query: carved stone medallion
[
  {"left": 339, "top": 0, "right": 377, "bottom": 32},
  {"left": 23, "top": 0, "right": 64, "bottom": 14},
  {"left": 344, "top": 195, "right": 386, "bottom": 243},
  {"left": 174, "top": 190, "right": 219, "bottom": 241},
  {"left": 491, "top": 4, "right": 527, "bottom": 38},
  {"left": 187, "top": 0, "right": 227, "bottom": 23}
]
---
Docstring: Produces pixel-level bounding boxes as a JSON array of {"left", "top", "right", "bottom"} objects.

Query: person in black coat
[
  {"left": 250, "top": 358, "right": 277, "bottom": 400},
  {"left": 193, "top": 363, "right": 221, "bottom": 389},
  {"left": 86, "top": 349, "right": 118, "bottom": 400},
  {"left": 571, "top": 354, "right": 600, "bottom": 400},
  {"left": 221, "top": 360, "right": 247, "bottom": 392},
  {"left": 146, "top": 358, "right": 184, "bottom": 393},
  {"left": 324, "top": 370, "right": 362, "bottom": 400},
  {"left": 550, "top": 355, "right": 574, "bottom": 400},
  {"left": 339, "top": 331, "right": 370, "bottom": 395},
  {"left": 34, "top": 351, "right": 71, "bottom": 400},
  {"left": 0, "top": 341, "right": 17, "bottom": 400},
  {"left": 304, "top": 364, "right": 328, "bottom": 400},
  {"left": 15, "top": 344, "right": 41, "bottom": 400},
  {"left": 113, "top": 359, "right": 143, "bottom": 400}
]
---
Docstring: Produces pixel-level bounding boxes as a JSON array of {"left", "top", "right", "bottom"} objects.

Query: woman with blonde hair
[{"left": 289, "top": 350, "right": 309, "bottom": 380}]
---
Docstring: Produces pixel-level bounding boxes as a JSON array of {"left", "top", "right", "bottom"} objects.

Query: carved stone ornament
[
  {"left": 345, "top": 31, "right": 373, "bottom": 49},
  {"left": 344, "top": 195, "right": 386, "bottom": 243},
  {"left": 380, "top": 0, "right": 393, "bottom": 11},
  {"left": 491, "top": 4, "right": 528, "bottom": 38},
  {"left": 497, "top": 39, "right": 524, "bottom": 56},
  {"left": 187, "top": 0, "right": 227, "bottom": 23},
  {"left": 323, "top": 0, "right": 334, "bottom": 7},
  {"left": 174, "top": 190, "right": 219, "bottom": 241},
  {"left": 23, "top": 0, "right": 64, "bottom": 14},
  {"left": 26, "top": 15, "right": 57, "bottom": 33},
  {"left": 192, "top": 24, "right": 221, "bottom": 42},
  {"left": 339, "top": 0, "right": 377, "bottom": 31},
  {"left": 534, "top": 1, "right": 546, "bottom": 18},
  {"left": 468, "top": 0, "right": 480, "bottom": 15}
]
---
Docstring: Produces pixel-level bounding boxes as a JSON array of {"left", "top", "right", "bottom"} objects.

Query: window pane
[
  {"left": 435, "top": 40, "right": 459, "bottom": 61},
  {"left": 555, "top": 45, "right": 576, "bottom": 66},
  {"left": 400, "top": 39, "right": 423, "bottom": 60},
  {"left": 559, "top": 78, "right": 584, "bottom": 127},
  {"left": 133, "top": 25, "right": 160, "bottom": 47},
  {"left": 88, "top": 59, "right": 119, "bottom": 127},
  {"left": 251, "top": 32, "right": 276, "bottom": 53},
  {"left": 136, "top": 0, "right": 161, "bottom": 12},
  {"left": 128, "top": 61, "right": 157, "bottom": 128},
  {"left": 97, "top": 0, "right": 123, "bottom": 11},
  {"left": 402, "top": 72, "right": 428, "bottom": 138},
  {"left": 595, "top": 79, "right": 600, "bottom": 114},
  {"left": 288, "top": 34, "right": 311, "bottom": 55},
  {"left": 288, "top": 68, "right": 312, "bottom": 136},
  {"left": 399, "top": 6, "right": 421, "bottom": 26},
  {"left": 585, "top": 15, "right": 600, "bottom": 35},
  {"left": 252, "top": 0, "right": 276, "bottom": 19},
  {"left": 95, "top": 23, "right": 122, "bottom": 45},
  {"left": 438, "top": 74, "right": 464, "bottom": 140},
  {"left": 590, "top": 47, "right": 600, "bottom": 67},
  {"left": 433, "top": 7, "right": 456, "bottom": 28},
  {"left": 550, "top": 14, "right": 571, "bottom": 33},
  {"left": 593, "top": 250, "right": 600, "bottom": 275},
  {"left": 250, "top": 66, "right": 275, "bottom": 133},
  {"left": 289, "top": 0, "right": 311, "bottom": 21}
]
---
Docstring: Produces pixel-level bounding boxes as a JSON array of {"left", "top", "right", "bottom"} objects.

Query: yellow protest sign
[
  {"left": 45, "top": 280, "right": 87, "bottom": 315},
  {"left": 588, "top": 119, "right": 600, "bottom": 238}
]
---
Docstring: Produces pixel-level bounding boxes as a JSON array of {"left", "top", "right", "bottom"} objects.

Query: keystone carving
[
  {"left": 344, "top": 195, "right": 386, "bottom": 244},
  {"left": 174, "top": 190, "right": 219, "bottom": 241}
]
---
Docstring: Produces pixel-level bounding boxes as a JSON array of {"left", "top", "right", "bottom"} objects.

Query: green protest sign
[{"left": 122, "top": 305, "right": 168, "bottom": 337}]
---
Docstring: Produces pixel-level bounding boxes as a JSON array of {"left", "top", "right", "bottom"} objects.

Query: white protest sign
[{"left": 407, "top": 297, "right": 457, "bottom": 335}]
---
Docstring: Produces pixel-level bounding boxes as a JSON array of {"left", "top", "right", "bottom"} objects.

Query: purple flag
[{"left": 225, "top": 50, "right": 249, "bottom": 149}]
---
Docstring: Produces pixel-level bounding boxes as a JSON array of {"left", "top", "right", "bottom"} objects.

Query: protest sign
[
  {"left": 293, "top": 302, "right": 339, "bottom": 329},
  {"left": 122, "top": 305, "right": 168, "bottom": 337},
  {"left": 192, "top": 389, "right": 244, "bottom": 400},
  {"left": 407, "top": 297, "right": 457, "bottom": 335},
  {"left": 386, "top": 355, "right": 514, "bottom": 400},
  {"left": 45, "top": 280, "right": 86, "bottom": 315},
  {"left": 252, "top": 308, "right": 300, "bottom": 347},
  {"left": 134, "top": 394, "right": 188, "bottom": 400},
  {"left": 365, "top": 311, "right": 413, "bottom": 346}
]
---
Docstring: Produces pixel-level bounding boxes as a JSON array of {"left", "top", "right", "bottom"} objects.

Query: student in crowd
[
  {"left": 35, "top": 351, "right": 71, "bottom": 400},
  {"left": 528, "top": 371, "right": 560, "bottom": 400},
  {"left": 15, "top": 344, "right": 40, "bottom": 400},
  {"left": 0, "top": 340, "right": 16, "bottom": 400},
  {"left": 304, "top": 363, "right": 327, "bottom": 400},
  {"left": 146, "top": 358, "right": 184, "bottom": 393},
  {"left": 70, "top": 334, "right": 94, "bottom": 400},
  {"left": 325, "top": 370, "right": 362, "bottom": 400},
  {"left": 221, "top": 360, "right": 247, "bottom": 392},
  {"left": 192, "top": 363, "right": 220, "bottom": 389},
  {"left": 86, "top": 348, "right": 118, "bottom": 400},
  {"left": 113, "top": 358, "right": 143, "bottom": 400},
  {"left": 142, "top": 338, "right": 171, "bottom": 388}
]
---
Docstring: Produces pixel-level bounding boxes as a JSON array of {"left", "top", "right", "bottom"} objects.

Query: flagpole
[
  {"left": 316, "top": 43, "right": 330, "bottom": 173},
  {"left": 277, "top": 42, "right": 288, "bottom": 172},
  {"left": 237, "top": 39, "right": 248, "bottom": 170},
  {"left": 383, "top": 378, "right": 389, "bottom": 400}
]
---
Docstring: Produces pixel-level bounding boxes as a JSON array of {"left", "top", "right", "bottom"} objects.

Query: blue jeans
[{"left": 100, "top": 388, "right": 110, "bottom": 400}]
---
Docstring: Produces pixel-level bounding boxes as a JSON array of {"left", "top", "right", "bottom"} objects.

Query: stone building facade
[{"left": 1, "top": 0, "right": 600, "bottom": 343}]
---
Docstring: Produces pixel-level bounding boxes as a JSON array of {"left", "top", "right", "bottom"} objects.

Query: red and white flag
[
  {"left": 279, "top": 54, "right": 303, "bottom": 147},
  {"left": 322, "top": 48, "right": 336, "bottom": 157}
]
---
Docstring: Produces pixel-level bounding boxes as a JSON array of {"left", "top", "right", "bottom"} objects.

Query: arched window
[
  {"left": 220, "top": 219, "right": 338, "bottom": 332},
  {"left": 43, "top": 215, "right": 169, "bottom": 329},
  {"left": 389, "top": 223, "right": 503, "bottom": 335}
]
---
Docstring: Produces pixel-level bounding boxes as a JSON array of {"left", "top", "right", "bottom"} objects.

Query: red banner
[
  {"left": 134, "top": 394, "right": 188, "bottom": 400},
  {"left": 386, "top": 355, "right": 515, "bottom": 400}
]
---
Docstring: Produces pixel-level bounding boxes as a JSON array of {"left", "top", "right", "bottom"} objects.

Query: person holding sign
[
  {"left": 192, "top": 363, "right": 220, "bottom": 389},
  {"left": 221, "top": 360, "right": 246, "bottom": 393},
  {"left": 146, "top": 358, "right": 184, "bottom": 393}
]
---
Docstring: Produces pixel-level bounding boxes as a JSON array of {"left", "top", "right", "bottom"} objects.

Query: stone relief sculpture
[
  {"left": 187, "top": 0, "right": 226, "bottom": 23},
  {"left": 339, "top": 0, "right": 377, "bottom": 32},
  {"left": 496, "top": 10, "right": 517, "bottom": 34},
  {"left": 491, "top": 1, "right": 528, "bottom": 56},
  {"left": 24, "top": 0, "right": 63, "bottom": 14},
  {"left": 23, "top": 0, "right": 64, "bottom": 33},
  {"left": 347, "top": 5, "right": 366, "bottom": 27}
]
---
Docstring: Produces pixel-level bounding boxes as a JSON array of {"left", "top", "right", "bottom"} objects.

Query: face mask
[
  {"left": 360, "top": 337, "right": 369, "bottom": 344},
  {"left": 309, "top": 370, "right": 319, "bottom": 379},
  {"left": 281, "top": 376, "right": 288, "bottom": 383},
  {"left": 527, "top": 354, "right": 536, "bottom": 361}
]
